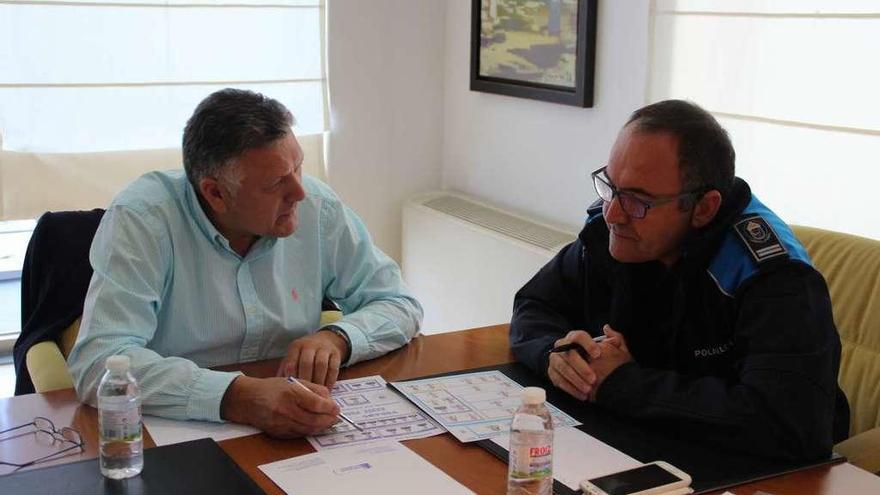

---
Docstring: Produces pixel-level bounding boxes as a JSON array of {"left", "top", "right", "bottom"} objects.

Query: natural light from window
[
  {"left": 649, "top": 0, "right": 879, "bottom": 240},
  {"left": 0, "top": 0, "right": 326, "bottom": 346}
]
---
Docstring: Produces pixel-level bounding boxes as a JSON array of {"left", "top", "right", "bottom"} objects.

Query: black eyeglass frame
[
  {"left": 590, "top": 166, "right": 706, "bottom": 219},
  {"left": 0, "top": 416, "right": 84, "bottom": 470}
]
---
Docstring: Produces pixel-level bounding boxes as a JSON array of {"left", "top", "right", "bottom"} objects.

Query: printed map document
[
  {"left": 491, "top": 426, "right": 641, "bottom": 491},
  {"left": 306, "top": 375, "right": 445, "bottom": 450},
  {"left": 259, "top": 441, "right": 474, "bottom": 495},
  {"left": 143, "top": 415, "right": 260, "bottom": 446},
  {"left": 391, "top": 370, "right": 580, "bottom": 442}
]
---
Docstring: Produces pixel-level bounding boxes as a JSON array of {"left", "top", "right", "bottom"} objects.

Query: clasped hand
[{"left": 547, "top": 325, "right": 632, "bottom": 401}]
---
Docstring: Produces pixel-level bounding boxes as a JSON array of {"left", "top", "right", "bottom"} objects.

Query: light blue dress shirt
[{"left": 68, "top": 170, "right": 422, "bottom": 422}]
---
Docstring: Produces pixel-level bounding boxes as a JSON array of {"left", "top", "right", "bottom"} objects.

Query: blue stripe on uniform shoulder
[
  {"left": 708, "top": 196, "right": 812, "bottom": 297},
  {"left": 586, "top": 199, "right": 604, "bottom": 225}
]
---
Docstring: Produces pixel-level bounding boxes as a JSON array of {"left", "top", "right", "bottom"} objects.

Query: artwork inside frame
[{"left": 470, "top": 0, "right": 598, "bottom": 107}]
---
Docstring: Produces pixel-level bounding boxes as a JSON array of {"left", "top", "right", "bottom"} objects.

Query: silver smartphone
[{"left": 579, "top": 461, "right": 692, "bottom": 495}]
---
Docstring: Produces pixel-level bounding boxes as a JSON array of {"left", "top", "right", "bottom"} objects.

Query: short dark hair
[
  {"left": 182, "top": 88, "right": 294, "bottom": 190},
  {"left": 625, "top": 99, "right": 735, "bottom": 196}
]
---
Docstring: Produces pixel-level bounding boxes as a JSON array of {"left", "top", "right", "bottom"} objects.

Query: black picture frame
[{"left": 470, "top": 0, "right": 598, "bottom": 107}]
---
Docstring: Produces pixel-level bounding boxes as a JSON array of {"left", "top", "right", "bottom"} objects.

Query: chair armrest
[
  {"left": 319, "top": 310, "right": 343, "bottom": 328},
  {"left": 25, "top": 341, "right": 75, "bottom": 393},
  {"left": 835, "top": 427, "right": 880, "bottom": 475}
]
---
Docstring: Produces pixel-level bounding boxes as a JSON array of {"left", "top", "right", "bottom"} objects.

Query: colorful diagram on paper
[
  {"left": 392, "top": 371, "right": 580, "bottom": 442},
  {"left": 307, "top": 375, "right": 444, "bottom": 450}
]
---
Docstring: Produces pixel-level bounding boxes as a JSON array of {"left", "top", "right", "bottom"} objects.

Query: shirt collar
[
  {"left": 183, "top": 180, "right": 237, "bottom": 254},
  {"left": 183, "top": 181, "right": 278, "bottom": 259}
]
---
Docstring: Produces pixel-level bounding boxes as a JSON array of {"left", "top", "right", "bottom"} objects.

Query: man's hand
[
  {"left": 547, "top": 330, "right": 604, "bottom": 401},
  {"left": 276, "top": 330, "right": 347, "bottom": 387},
  {"left": 220, "top": 375, "right": 340, "bottom": 438},
  {"left": 587, "top": 325, "right": 633, "bottom": 401}
]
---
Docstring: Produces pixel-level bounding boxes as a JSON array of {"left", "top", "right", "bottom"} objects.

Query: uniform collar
[{"left": 679, "top": 177, "right": 752, "bottom": 270}]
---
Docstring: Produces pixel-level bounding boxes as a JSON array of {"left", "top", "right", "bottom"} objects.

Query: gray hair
[{"left": 182, "top": 88, "right": 295, "bottom": 194}]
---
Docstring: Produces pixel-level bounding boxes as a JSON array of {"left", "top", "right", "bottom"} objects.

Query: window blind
[
  {"left": 648, "top": 0, "right": 880, "bottom": 240},
  {"left": 0, "top": 0, "right": 326, "bottom": 220},
  {"left": 0, "top": 0, "right": 326, "bottom": 152}
]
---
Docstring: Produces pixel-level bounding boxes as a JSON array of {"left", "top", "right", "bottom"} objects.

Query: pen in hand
[
  {"left": 549, "top": 335, "right": 608, "bottom": 359},
  {"left": 286, "top": 376, "right": 364, "bottom": 431}
]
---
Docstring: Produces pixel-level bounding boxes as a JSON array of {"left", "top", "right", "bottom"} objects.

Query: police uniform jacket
[{"left": 509, "top": 178, "right": 849, "bottom": 461}]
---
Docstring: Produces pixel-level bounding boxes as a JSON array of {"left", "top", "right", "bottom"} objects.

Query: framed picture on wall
[{"left": 470, "top": 0, "right": 598, "bottom": 107}]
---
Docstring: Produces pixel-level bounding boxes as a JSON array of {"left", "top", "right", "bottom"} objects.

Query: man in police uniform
[{"left": 509, "top": 100, "right": 849, "bottom": 460}]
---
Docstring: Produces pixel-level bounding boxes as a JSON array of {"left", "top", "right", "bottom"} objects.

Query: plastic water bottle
[
  {"left": 98, "top": 355, "right": 143, "bottom": 479},
  {"left": 507, "top": 387, "right": 554, "bottom": 495}
]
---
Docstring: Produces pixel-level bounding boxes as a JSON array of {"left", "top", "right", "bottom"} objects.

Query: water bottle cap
[
  {"left": 105, "top": 355, "right": 131, "bottom": 372},
  {"left": 521, "top": 387, "right": 546, "bottom": 405}
]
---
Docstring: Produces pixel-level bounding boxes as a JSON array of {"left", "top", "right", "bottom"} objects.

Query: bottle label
[
  {"left": 509, "top": 442, "right": 552, "bottom": 480},
  {"left": 99, "top": 397, "right": 141, "bottom": 442}
]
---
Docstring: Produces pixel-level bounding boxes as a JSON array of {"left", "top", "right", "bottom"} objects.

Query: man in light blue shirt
[{"left": 68, "top": 89, "right": 423, "bottom": 437}]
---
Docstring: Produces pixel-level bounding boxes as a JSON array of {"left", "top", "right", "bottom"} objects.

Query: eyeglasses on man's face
[
  {"left": 590, "top": 166, "right": 704, "bottom": 220},
  {"left": 0, "top": 416, "right": 84, "bottom": 471}
]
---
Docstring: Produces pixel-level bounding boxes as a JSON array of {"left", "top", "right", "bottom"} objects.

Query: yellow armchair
[
  {"left": 792, "top": 225, "right": 880, "bottom": 474},
  {"left": 25, "top": 318, "right": 81, "bottom": 393}
]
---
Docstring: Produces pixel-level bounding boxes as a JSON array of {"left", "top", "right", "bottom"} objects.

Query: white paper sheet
[
  {"left": 491, "top": 426, "right": 641, "bottom": 491},
  {"left": 391, "top": 370, "right": 581, "bottom": 442},
  {"left": 306, "top": 375, "right": 445, "bottom": 450},
  {"left": 143, "top": 415, "right": 260, "bottom": 446},
  {"left": 259, "top": 441, "right": 475, "bottom": 495}
]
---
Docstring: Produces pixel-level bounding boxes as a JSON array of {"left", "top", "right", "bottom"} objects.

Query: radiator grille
[{"left": 422, "top": 195, "right": 575, "bottom": 251}]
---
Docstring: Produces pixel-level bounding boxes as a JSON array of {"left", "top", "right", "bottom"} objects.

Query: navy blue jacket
[
  {"left": 510, "top": 178, "right": 849, "bottom": 461},
  {"left": 14, "top": 209, "right": 105, "bottom": 395}
]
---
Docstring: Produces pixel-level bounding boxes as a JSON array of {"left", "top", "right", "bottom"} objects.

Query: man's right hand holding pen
[
  {"left": 546, "top": 324, "right": 633, "bottom": 402},
  {"left": 220, "top": 375, "right": 340, "bottom": 438}
]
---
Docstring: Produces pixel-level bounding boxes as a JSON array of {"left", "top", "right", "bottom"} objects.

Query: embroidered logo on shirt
[
  {"left": 734, "top": 215, "right": 787, "bottom": 262},
  {"left": 291, "top": 288, "right": 300, "bottom": 301}
]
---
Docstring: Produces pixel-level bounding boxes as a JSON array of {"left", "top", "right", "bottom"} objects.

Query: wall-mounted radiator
[{"left": 402, "top": 191, "right": 576, "bottom": 334}]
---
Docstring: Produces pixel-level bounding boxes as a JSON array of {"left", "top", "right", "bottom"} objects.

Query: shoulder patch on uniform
[
  {"left": 733, "top": 215, "right": 788, "bottom": 263},
  {"left": 708, "top": 195, "right": 811, "bottom": 297}
]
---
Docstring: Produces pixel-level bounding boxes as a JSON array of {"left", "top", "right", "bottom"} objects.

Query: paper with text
[
  {"left": 259, "top": 441, "right": 474, "bottom": 495},
  {"left": 143, "top": 415, "right": 260, "bottom": 446},
  {"left": 306, "top": 375, "right": 444, "bottom": 450},
  {"left": 391, "top": 370, "right": 580, "bottom": 442},
  {"left": 491, "top": 426, "right": 641, "bottom": 490}
]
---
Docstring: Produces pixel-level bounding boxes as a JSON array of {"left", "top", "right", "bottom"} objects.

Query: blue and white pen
[{"left": 286, "top": 376, "right": 364, "bottom": 431}]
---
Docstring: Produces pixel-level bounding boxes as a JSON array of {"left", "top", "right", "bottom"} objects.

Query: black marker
[{"left": 549, "top": 334, "right": 608, "bottom": 357}]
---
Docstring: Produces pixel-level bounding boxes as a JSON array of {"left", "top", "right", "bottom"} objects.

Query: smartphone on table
[{"left": 579, "top": 461, "right": 692, "bottom": 495}]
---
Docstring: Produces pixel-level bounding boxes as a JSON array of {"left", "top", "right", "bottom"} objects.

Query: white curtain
[
  {"left": 0, "top": 0, "right": 327, "bottom": 219},
  {"left": 648, "top": 0, "right": 880, "bottom": 240}
]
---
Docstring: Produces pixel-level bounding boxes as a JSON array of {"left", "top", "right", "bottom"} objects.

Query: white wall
[
  {"left": 441, "top": 1, "right": 651, "bottom": 231},
  {"left": 325, "top": 0, "right": 446, "bottom": 261},
  {"left": 327, "top": 1, "right": 653, "bottom": 256}
]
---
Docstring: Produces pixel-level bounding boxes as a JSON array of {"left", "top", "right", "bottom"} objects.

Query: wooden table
[{"left": 2, "top": 324, "right": 879, "bottom": 494}]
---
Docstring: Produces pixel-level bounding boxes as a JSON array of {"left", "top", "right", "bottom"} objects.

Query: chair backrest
[
  {"left": 13, "top": 209, "right": 104, "bottom": 395},
  {"left": 791, "top": 225, "right": 880, "bottom": 436}
]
